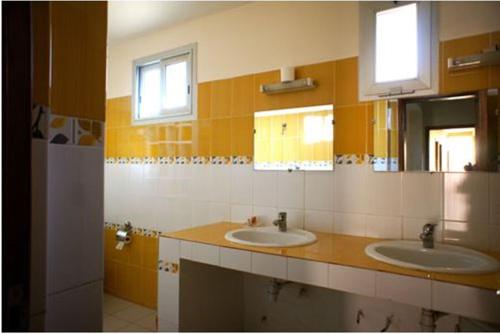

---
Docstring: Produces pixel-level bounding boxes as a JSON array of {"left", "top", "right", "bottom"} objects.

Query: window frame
[
  {"left": 132, "top": 43, "right": 197, "bottom": 125},
  {"left": 359, "top": 1, "right": 438, "bottom": 101}
]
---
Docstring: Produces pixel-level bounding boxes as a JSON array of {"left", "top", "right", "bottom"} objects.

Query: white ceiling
[{"left": 108, "top": 1, "right": 246, "bottom": 45}]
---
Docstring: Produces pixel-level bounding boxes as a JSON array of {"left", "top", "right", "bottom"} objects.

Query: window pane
[
  {"left": 163, "top": 60, "right": 188, "bottom": 110},
  {"left": 375, "top": 3, "right": 418, "bottom": 83},
  {"left": 139, "top": 64, "right": 161, "bottom": 119}
]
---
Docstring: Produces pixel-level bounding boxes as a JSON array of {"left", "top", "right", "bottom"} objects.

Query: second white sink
[
  {"left": 225, "top": 226, "right": 317, "bottom": 248},
  {"left": 365, "top": 240, "right": 500, "bottom": 274}
]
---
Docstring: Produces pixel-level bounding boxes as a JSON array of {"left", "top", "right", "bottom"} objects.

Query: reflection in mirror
[
  {"left": 254, "top": 104, "right": 334, "bottom": 171},
  {"left": 373, "top": 100, "right": 400, "bottom": 171},
  {"left": 373, "top": 89, "right": 499, "bottom": 172}
]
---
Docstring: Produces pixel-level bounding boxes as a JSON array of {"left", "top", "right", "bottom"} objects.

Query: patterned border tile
[
  {"left": 211, "top": 156, "right": 231, "bottom": 165},
  {"left": 75, "top": 118, "right": 104, "bottom": 147},
  {"left": 32, "top": 104, "right": 50, "bottom": 140},
  {"left": 49, "top": 114, "right": 74, "bottom": 144},
  {"left": 104, "top": 222, "right": 159, "bottom": 237}
]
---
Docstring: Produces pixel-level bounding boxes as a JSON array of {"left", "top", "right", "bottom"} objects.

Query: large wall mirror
[
  {"left": 373, "top": 89, "right": 499, "bottom": 172},
  {"left": 254, "top": 104, "right": 334, "bottom": 171}
]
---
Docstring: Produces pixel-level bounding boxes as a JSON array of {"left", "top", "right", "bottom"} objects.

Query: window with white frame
[
  {"left": 133, "top": 44, "right": 197, "bottom": 124},
  {"left": 359, "top": 2, "right": 438, "bottom": 101}
]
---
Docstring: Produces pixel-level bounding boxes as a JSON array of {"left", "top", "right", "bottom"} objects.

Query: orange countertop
[{"left": 161, "top": 222, "right": 500, "bottom": 291}]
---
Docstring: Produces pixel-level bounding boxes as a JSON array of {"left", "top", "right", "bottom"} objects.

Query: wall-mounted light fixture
[
  {"left": 447, "top": 44, "right": 500, "bottom": 71},
  {"left": 260, "top": 66, "right": 316, "bottom": 94}
]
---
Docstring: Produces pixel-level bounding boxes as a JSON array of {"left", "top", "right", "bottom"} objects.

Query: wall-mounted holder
[{"left": 115, "top": 221, "right": 132, "bottom": 250}]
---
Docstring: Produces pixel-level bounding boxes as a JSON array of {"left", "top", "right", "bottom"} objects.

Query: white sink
[
  {"left": 365, "top": 240, "right": 500, "bottom": 274},
  {"left": 225, "top": 226, "right": 317, "bottom": 248}
]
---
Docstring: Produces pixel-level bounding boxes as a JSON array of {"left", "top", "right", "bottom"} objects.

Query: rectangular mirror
[
  {"left": 254, "top": 104, "right": 334, "bottom": 171},
  {"left": 373, "top": 89, "right": 499, "bottom": 172}
]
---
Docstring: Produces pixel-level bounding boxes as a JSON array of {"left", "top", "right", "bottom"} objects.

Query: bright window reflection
[
  {"left": 138, "top": 64, "right": 161, "bottom": 119},
  {"left": 163, "top": 61, "right": 188, "bottom": 109},
  {"left": 304, "top": 115, "right": 333, "bottom": 144},
  {"left": 375, "top": 3, "right": 418, "bottom": 83},
  {"left": 428, "top": 128, "right": 476, "bottom": 172}
]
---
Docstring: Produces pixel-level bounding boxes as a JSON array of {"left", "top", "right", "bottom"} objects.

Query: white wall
[
  {"left": 104, "top": 163, "right": 500, "bottom": 252},
  {"left": 106, "top": 1, "right": 500, "bottom": 98}
]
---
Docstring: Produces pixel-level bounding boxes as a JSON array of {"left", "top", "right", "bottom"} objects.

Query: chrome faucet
[
  {"left": 420, "top": 223, "right": 437, "bottom": 249},
  {"left": 273, "top": 212, "right": 287, "bottom": 232}
]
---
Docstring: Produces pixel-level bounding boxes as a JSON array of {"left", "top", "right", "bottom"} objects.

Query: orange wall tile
[
  {"left": 231, "top": 75, "right": 255, "bottom": 117},
  {"left": 490, "top": 31, "right": 500, "bottom": 88},
  {"left": 211, "top": 118, "right": 231, "bottom": 156},
  {"left": 334, "top": 104, "right": 371, "bottom": 155},
  {"left": 230, "top": 116, "right": 254, "bottom": 157},
  {"left": 105, "top": 31, "right": 499, "bottom": 161},
  {"left": 335, "top": 57, "right": 359, "bottom": 106},
  {"left": 197, "top": 82, "right": 212, "bottom": 119},
  {"left": 440, "top": 33, "right": 490, "bottom": 94},
  {"left": 104, "top": 228, "right": 158, "bottom": 309},
  {"left": 211, "top": 79, "right": 232, "bottom": 118}
]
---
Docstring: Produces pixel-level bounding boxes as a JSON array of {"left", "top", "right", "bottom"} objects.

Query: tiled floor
[{"left": 103, "top": 294, "right": 157, "bottom": 332}]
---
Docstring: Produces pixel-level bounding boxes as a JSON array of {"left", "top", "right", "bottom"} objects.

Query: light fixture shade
[
  {"left": 260, "top": 78, "right": 315, "bottom": 95},
  {"left": 448, "top": 48, "right": 500, "bottom": 71}
]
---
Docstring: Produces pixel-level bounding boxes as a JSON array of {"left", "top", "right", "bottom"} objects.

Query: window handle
[{"left": 378, "top": 87, "right": 415, "bottom": 98}]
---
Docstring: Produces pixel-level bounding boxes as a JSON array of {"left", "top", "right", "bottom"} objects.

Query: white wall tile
[
  {"left": 191, "top": 201, "right": 210, "bottom": 227},
  {"left": 46, "top": 280, "right": 102, "bottom": 332},
  {"left": 277, "top": 171, "right": 305, "bottom": 209},
  {"left": 365, "top": 215, "right": 402, "bottom": 239},
  {"left": 489, "top": 173, "right": 500, "bottom": 225},
  {"left": 287, "top": 258, "right": 328, "bottom": 288},
  {"left": 155, "top": 197, "right": 175, "bottom": 232},
  {"left": 444, "top": 172, "right": 489, "bottom": 222},
  {"left": 209, "top": 202, "right": 230, "bottom": 223},
  {"left": 158, "top": 270, "right": 179, "bottom": 325},
  {"left": 191, "top": 243, "right": 220, "bottom": 266},
  {"left": 402, "top": 172, "right": 442, "bottom": 219},
  {"left": 170, "top": 198, "right": 192, "bottom": 231},
  {"left": 402, "top": 217, "right": 443, "bottom": 242},
  {"left": 334, "top": 165, "right": 368, "bottom": 214},
  {"left": 432, "top": 281, "right": 500, "bottom": 325},
  {"left": 180, "top": 241, "right": 193, "bottom": 260},
  {"left": 304, "top": 210, "right": 334, "bottom": 233},
  {"left": 209, "top": 165, "right": 231, "bottom": 203},
  {"left": 47, "top": 146, "right": 103, "bottom": 294},
  {"left": 333, "top": 213, "right": 366, "bottom": 237},
  {"left": 189, "top": 165, "right": 211, "bottom": 201},
  {"left": 443, "top": 220, "right": 489, "bottom": 251},
  {"left": 230, "top": 204, "right": 253, "bottom": 223},
  {"left": 159, "top": 237, "right": 180, "bottom": 262},
  {"left": 253, "top": 206, "right": 278, "bottom": 226},
  {"left": 278, "top": 208, "right": 304, "bottom": 229},
  {"left": 253, "top": 170, "right": 277, "bottom": 207},
  {"left": 329, "top": 264, "right": 376, "bottom": 297},
  {"left": 251, "top": 253, "right": 287, "bottom": 279},
  {"left": 231, "top": 164, "right": 253, "bottom": 205},
  {"left": 157, "top": 319, "right": 179, "bottom": 332},
  {"left": 364, "top": 171, "right": 402, "bottom": 217},
  {"left": 305, "top": 171, "right": 335, "bottom": 211},
  {"left": 220, "top": 247, "right": 252, "bottom": 272},
  {"left": 375, "top": 272, "right": 431, "bottom": 308}
]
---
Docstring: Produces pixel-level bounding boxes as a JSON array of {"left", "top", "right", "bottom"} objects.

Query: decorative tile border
[
  {"left": 31, "top": 104, "right": 50, "bottom": 140},
  {"left": 254, "top": 160, "right": 334, "bottom": 171},
  {"left": 105, "top": 156, "right": 254, "bottom": 165},
  {"left": 38, "top": 108, "right": 105, "bottom": 147},
  {"left": 335, "top": 154, "right": 374, "bottom": 165},
  {"left": 104, "top": 221, "right": 158, "bottom": 237}
]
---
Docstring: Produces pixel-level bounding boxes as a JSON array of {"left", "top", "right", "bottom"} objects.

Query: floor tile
[
  {"left": 103, "top": 295, "right": 135, "bottom": 315},
  {"left": 117, "top": 323, "right": 150, "bottom": 332},
  {"left": 103, "top": 315, "right": 129, "bottom": 332},
  {"left": 133, "top": 313, "right": 157, "bottom": 331},
  {"left": 113, "top": 304, "right": 155, "bottom": 323}
]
